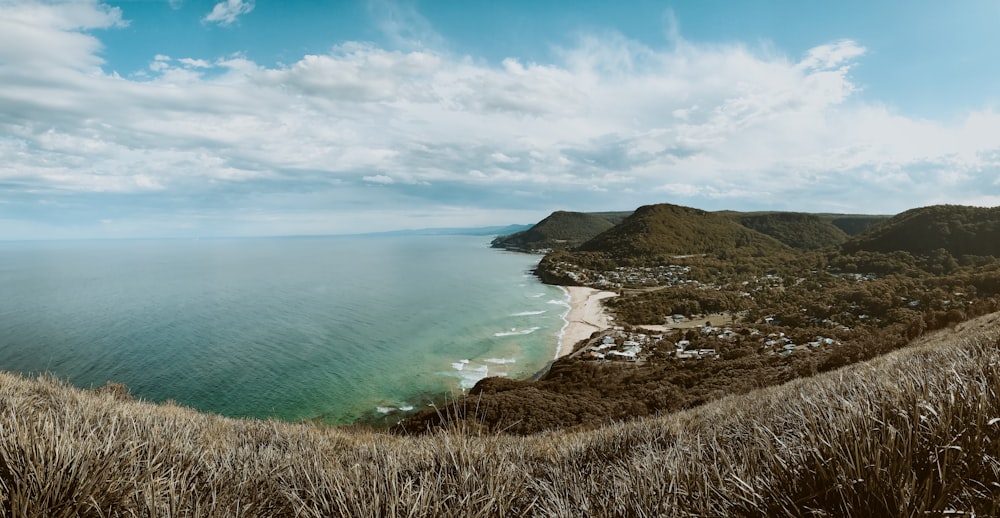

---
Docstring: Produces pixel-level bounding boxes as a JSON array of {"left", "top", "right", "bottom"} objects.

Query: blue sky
[{"left": 2, "top": 0, "right": 1000, "bottom": 239}]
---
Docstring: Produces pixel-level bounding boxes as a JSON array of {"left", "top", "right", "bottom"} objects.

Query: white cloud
[
  {"left": 798, "top": 40, "right": 866, "bottom": 72},
  {"left": 178, "top": 58, "right": 212, "bottom": 68},
  {"left": 3, "top": 1, "right": 1000, "bottom": 238},
  {"left": 363, "top": 175, "right": 396, "bottom": 185},
  {"left": 202, "top": 0, "right": 254, "bottom": 27},
  {"left": 0, "top": 0, "right": 125, "bottom": 74}
]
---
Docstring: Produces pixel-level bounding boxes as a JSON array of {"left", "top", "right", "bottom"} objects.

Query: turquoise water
[{"left": 0, "top": 236, "right": 566, "bottom": 424}]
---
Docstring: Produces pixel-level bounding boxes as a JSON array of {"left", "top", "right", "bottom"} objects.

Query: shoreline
[{"left": 556, "top": 286, "right": 618, "bottom": 358}]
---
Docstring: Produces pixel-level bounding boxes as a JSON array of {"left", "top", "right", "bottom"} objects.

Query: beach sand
[{"left": 557, "top": 287, "right": 618, "bottom": 358}]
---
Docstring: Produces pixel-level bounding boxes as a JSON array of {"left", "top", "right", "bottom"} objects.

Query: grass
[{"left": 1, "top": 314, "right": 999, "bottom": 516}]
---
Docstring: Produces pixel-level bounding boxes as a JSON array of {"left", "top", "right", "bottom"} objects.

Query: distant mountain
[
  {"left": 577, "top": 203, "right": 791, "bottom": 259},
  {"left": 842, "top": 205, "right": 1000, "bottom": 256},
  {"left": 491, "top": 211, "right": 632, "bottom": 252},
  {"left": 730, "top": 212, "right": 848, "bottom": 250},
  {"left": 364, "top": 224, "right": 532, "bottom": 237}
]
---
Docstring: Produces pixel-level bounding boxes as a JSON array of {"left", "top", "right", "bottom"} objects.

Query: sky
[{"left": 2, "top": 0, "right": 1000, "bottom": 239}]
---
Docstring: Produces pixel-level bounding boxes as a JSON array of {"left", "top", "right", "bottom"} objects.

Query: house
[{"left": 608, "top": 345, "right": 641, "bottom": 361}]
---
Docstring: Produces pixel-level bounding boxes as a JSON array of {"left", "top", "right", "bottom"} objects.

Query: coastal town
[
  {"left": 554, "top": 258, "right": 974, "bottom": 370},
  {"left": 568, "top": 322, "right": 843, "bottom": 364}
]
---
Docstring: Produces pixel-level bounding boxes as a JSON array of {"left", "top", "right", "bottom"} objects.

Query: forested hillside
[
  {"left": 824, "top": 214, "right": 890, "bottom": 236},
  {"left": 733, "top": 212, "right": 848, "bottom": 249},
  {"left": 843, "top": 204, "right": 1000, "bottom": 257},
  {"left": 577, "top": 203, "right": 791, "bottom": 259},
  {"left": 490, "top": 210, "right": 631, "bottom": 252}
]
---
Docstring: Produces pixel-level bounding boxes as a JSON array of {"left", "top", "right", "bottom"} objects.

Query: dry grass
[{"left": 2, "top": 315, "right": 1000, "bottom": 516}]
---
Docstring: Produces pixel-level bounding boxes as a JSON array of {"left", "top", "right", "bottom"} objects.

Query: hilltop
[
  {"left": 577, "top": 203, "right": 792, "bottom": 259},
  {"left": 2, "top": 312, "right": 998, "bottom": 516},
  {"left": 842, "top": 204, "right": 1000, "bottom": 257},
  {"left": 490, "top": 210, "right": 631, "bottom": 252},
  {"left": 494, "top": 205, "right": 889, "bottom": 257}
]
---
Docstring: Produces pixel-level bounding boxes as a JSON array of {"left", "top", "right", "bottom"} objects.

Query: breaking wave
[{"left": 494, "top": 327, "right": 540, "bottom": 337}]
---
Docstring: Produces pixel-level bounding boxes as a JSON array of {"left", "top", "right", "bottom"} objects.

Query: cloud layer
[
  {"left": 202, "top": 0, "right": 254, "bottom": 26},
  {"left": 2, "top": 1, "right": 1000, "bottom": 238}
]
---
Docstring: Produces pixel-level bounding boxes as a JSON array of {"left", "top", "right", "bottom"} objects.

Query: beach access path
[{"left": 557, "top": 287, "right": 618, "bottom": 358}]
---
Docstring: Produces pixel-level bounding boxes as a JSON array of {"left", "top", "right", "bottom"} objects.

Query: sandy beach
[{"left": 557, "top": 287, "right": 618, "bottom": 358}]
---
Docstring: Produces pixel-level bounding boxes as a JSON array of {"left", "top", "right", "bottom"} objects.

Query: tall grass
[{"left": 1, "top": 314, "right": 999, "bottom": 516}]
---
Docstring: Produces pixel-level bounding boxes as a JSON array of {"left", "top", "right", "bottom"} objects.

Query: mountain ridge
[
  {"left": 842, "top": 204, "right": 1000, "bottom": 257},
  {"left": 490, "top": 210, "right": 632, "bottom": 252}
]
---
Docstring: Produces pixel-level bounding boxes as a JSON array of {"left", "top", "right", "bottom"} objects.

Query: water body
[{"left": 0, "top": 235, "right": 566, "bottom": 424}]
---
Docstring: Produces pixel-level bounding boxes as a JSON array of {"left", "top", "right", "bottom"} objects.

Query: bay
[{"left": 0, "top": 235, "right": 566, "bottom": 424}]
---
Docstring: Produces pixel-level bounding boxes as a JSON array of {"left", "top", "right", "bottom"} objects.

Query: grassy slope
[{"left": 1, "top": 315, "right": 999, "bottom": 516}]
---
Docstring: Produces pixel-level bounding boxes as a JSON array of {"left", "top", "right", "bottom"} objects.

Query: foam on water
[
  {"left": 457, "top": 364, "right": 490, "bottom": 391},
  {"left": 555, "top": 286, "right": 573, "bottom": 359},
  {"left": 494, "top": 326, "right": 540, "bottom": 337},
  {"left": 375, "top": 403, "right": 415, "bottom": 414},
  {"left": 511, "top": 310, "right": 546, "bottom": 316}
]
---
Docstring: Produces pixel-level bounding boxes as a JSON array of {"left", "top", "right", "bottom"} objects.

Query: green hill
[
  {"left": 731, "top": 212, "right": 849, "bottom": 250},
  {"left": 577, "top": 203, "right": 791, "bottom": 259},
  {"left": 490, "top": 210, "right": 631, "bottom": 252},
  {"left": 842, "top": 204, "right": 1000, "bottom": 256}
]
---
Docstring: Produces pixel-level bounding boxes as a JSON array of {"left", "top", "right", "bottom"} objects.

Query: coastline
[{"left": 556, "top": 286, "right": 618, "bottom": 358}]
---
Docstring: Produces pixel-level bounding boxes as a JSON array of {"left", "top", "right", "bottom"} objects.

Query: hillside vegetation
[
  {"left": 490, "top": 211, "right": 631, "bottom": 252},
  {"left": 843, "top": 204, "right": 1000, "bottom": 256},
  {"left": 823, "top": 214, "right": 890, "bottom": 236},
  {"left": 1, "top": 314, "right": 998, "bottom": 516},
  {"left": 578, "top": 203, "right": 792, "bottom": 259},
  {"left": 732, "top": 211, "right": 848, "bottom": 250}
]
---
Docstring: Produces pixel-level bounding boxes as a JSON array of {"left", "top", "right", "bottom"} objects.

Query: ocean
[{"left": 0, "top": 235, "right": 566, "bottom": 424}]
